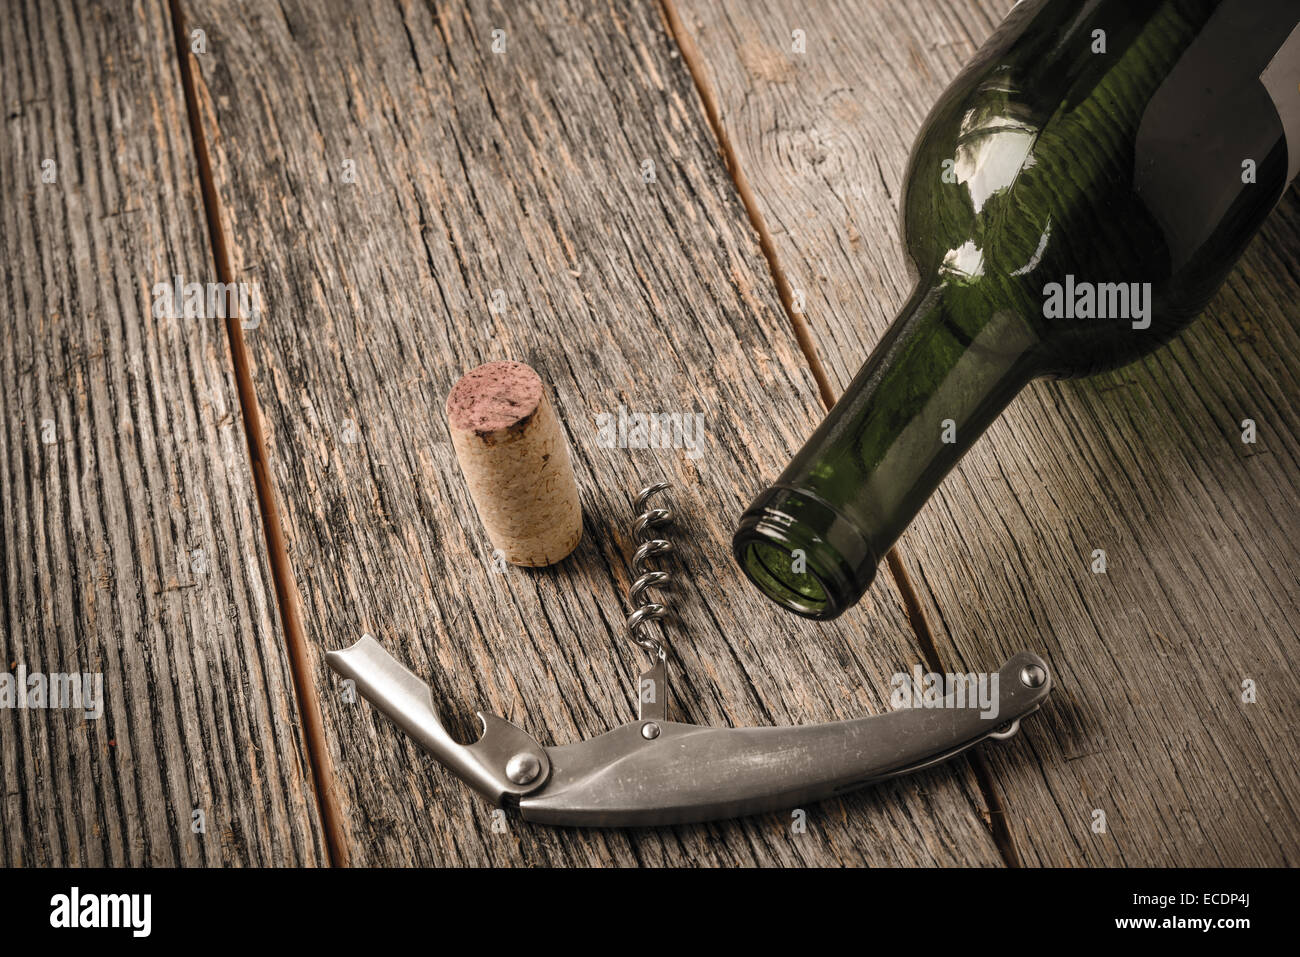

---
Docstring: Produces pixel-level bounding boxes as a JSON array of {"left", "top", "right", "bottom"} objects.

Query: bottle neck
[{"left": 735, "top": 279, "right": 1039, "bottom": 619}]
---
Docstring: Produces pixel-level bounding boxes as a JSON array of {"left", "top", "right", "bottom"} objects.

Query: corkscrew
[
  {"left": 624, "top": 483, "right": 674, "bottom": 720},
  {"left": 625, "top": 483, "right": 674, "bottom": 658},
  {"left": 326, "top": 482, "right": 1053, "bottom": 826}
]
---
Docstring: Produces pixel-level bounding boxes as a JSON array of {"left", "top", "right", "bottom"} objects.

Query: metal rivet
[
  {"left": 1020, "top": 664, "right": 1047, "bottom": 689},
  {"left": 506, "top": 752, "right": 540, "bottom": 785},
  {"left": 641, "top": 722, "right": 661, "bottom": 740}
]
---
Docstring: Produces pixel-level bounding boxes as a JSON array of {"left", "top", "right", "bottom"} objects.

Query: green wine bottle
[{"left": 734, "top": 0, "right": 1300, "bottom": 619}]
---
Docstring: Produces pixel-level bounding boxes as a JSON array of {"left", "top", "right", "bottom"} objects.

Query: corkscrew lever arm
[
  {"left": 326, "top": 636, "right": 1050, "bottom": 827},
  {"left": 325, "top": 636, "right": 550, "bottom": 806}
]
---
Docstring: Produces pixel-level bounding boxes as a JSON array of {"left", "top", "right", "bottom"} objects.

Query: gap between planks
[
  {"left": 167, "top": 0, "right": 348, "bottom": 867},
  {"left": 656, "top": 0, "right": 1022, "bottom": 866}
]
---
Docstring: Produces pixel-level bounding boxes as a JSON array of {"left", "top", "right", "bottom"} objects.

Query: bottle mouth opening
[
  {"left": 732, "top": 486, "right": 877, "bottom": 621},
  {"left": 737, "top": 538, "right": 835, "bottom": 618}
]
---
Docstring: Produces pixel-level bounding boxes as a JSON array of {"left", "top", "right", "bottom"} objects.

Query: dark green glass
[{"left": 735, "top": 0, "right": 1299, "bottom": 619}]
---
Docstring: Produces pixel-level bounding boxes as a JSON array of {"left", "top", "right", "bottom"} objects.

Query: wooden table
[{"left": 3, "top": 0, "right": 1297, "bottom": 867}]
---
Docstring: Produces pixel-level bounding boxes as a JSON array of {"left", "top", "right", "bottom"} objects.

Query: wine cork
[{"left": 446, "top": 360, "right": 583, "bottom": 567}]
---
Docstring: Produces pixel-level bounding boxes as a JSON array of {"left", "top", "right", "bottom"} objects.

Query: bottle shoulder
[{"left": 895, "top": 0, "right": 1291, "bottom": 375}]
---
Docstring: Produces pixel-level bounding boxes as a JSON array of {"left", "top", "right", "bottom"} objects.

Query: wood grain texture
[
  {"left": 179, "top": 0, "right": 1009, "bottom": 865},
  {"left": 675, "top": 0, "right": 1300, "bottom": 864},
  {"left": 0, "top": 0, "right": 325, "bottom": 865}
]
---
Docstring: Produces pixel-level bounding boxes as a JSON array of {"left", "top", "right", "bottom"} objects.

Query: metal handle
[
  {"left": 519, "top": 651, "right": 1052, "bottom": 826},
  {"left": 326, "top": 636, "right": 549, "bottom": 804}
]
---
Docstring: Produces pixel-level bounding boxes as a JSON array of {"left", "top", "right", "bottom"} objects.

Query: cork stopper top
[{"left": 446, "top": 360, "right": 545, "bottom": 437}]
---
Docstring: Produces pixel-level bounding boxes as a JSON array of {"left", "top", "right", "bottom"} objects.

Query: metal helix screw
[{"left": 625, "top": 482, "right": 674, "bottom": 662}]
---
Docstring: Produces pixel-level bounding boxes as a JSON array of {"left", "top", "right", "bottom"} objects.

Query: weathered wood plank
[
  {"left": 675, "top": 0, "right": 1300, "bottom": 864},
  {"left": 0, "top": 0, "right": 325, "bottom": 865},
  {"left": 180, "top": 0, "right": 1008, "bottom": 864}
]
